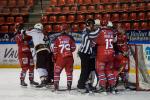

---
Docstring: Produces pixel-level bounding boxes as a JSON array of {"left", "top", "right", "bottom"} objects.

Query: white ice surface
[{"left": 0, "top": 69, "right": 150, "bottom": 100}]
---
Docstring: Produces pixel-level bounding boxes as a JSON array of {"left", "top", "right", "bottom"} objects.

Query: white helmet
[
  {"left": 34, "top": 23, "right": 43, "bottom": 30},
  {"left": 107, "top": 21, "right": 113, "bottom": 27},
  {"left": 94, "top": 19, "right": 101, "bottom": 26}
]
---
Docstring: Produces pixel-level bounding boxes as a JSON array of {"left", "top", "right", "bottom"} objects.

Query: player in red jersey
[
  {"left": 96, "top": 19, "right": 117, "bottom": 93},
  {"left": 15, "top": 23, "right": 38, "bottom": 86},
  {"left": 113, "top": 24, "right": 129, "bottom": 88},
  {"left": 53, "top": 24, "right": 76, "bottom": 91}
]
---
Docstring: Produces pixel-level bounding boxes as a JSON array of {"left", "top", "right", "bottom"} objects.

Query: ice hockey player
[
  {"left": 15, "top": 23, "right": 39, "bottom": 86},
  {"left": 53, "top": 24, "right": 76, "bottom": 91},
  {"left": 113, "top": 23, "right": 129, "bottom": 88},
  {"left": 26, "top": 23, "right": 53, "bottom": 88},
  {"left": 77, "top": 19, "right": 100, "bottom": 93},
  {"left": 95, "top": 19, "right": 117, "bottom": 94}
]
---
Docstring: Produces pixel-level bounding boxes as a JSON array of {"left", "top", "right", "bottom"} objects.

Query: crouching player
[
  {"left": 113, "top": 24, "right": 129, "bottom": 88},
  {"left": 15, "top": 23, "right": 39, "bottom": 86},
  {"left": 53, "top": 24, "right": 76, "bottom": 91}
]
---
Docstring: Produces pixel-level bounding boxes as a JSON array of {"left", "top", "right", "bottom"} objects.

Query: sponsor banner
[
  {"left": 0, "top": 33, "right": 15, "bottom": 42},
  {"left": 127, "top": 30, "right": 150, "bottom": 44},
  {"left": 0, "top": 44, "right": 36, "bottom": 67},
  {"left": 0, "top": 44, "right": 81, "bottom": 68}
]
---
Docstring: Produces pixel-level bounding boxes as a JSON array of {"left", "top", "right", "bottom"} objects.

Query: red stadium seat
[
  {"left": 77, "top": 14, "right": 85, "bottom": 22},
  {"left": 27, "top": 0, "right": 34, "bottom": 7},
  {"left": 68, "top": 15, "right": 75, "bottom": 23},
  {"left": 84, "top": 0, "right": 92, "bottom": 5},
  {"left": 124, "top": 23, "right": 131, "bottom": 30},
  {"left": 50, "top": 0, "right": 57, "bottom": 6},
  {"left": 0, "top": 25, "right": 9, "bottom": 33},
  {"left": 1, "top": 8, "right": 11, "bottom": 16},
  {"left": 97, "top": 5, "right": 104, "bottom": 12},
  {"left": 130, "top": 13, "right": 137, "bottom": 20},
  {"left": 11, "top": 8, "right": 20, "bottom": 16},
  {"left": 41, "top": 16, "right": 48, "bottom": 24},
  {"left": 17, "top": 0, "right": 25, "bottom": 7},
  {"left": 147, "top": 12, "right": 150, "bottom": 20},
  {"left": 58, "top": 15, "right": 66, "bottom": 23},
  {"left": 79, "top": 6, "right": 87, "bottom": 13},
  {"left": 111, "top": 0, "right": 119, "bottom": 2},
  {"left": 9, "top": 25, "right": 16, "bottom": 33},
  {"left": 138, "top": 12, "right": 145, "bottom": 20},
  {"left": 20, "top": 7, "right": 29, "bottom": 16},
  {"left": 111, "top": 13, "right": 119, "bottom": 21},
  {"left": 141, "top": 22, "right": 148, "bottom": 30},
  {"left": 103, "top": 14, "right": 111, "bottom": 20},
  {"left": 105, "top": 5, "right": 113, "bottom": 12},
  {"left": 122, "top": 4, "right": 128, "bottom": 11},
  {"left": 94, "top": 14, "right": 102, "bottom": 20},
  {"left": 133, "top": 22, "right": 139, "bottom": 30},
  {"left": 0, "top": 0, "right": 7, "bottom": 7},
  {"left": 92, "top": 0, "right": 100, "bottom": 4},
  {"left": 70, "top": 6, "right": 78, "bottom": 13},
  {"left": 72, "top": 24, "right": 79, "bottom": 32},
  {"left": 130, "top": 4, "right": 137, "bottom": 11},
  {"left": 45, "top": 25, "right": 52, "bottom": 33},
  {"left": 62, "top": 6, "right": 70, "bottom": 14},
  {"left": 15, "top": 16, "right": 24, "bottom": 23},
  {"left": 53, "top": 25, "right": 62, "bottom": 32},
  {"left": 121, "top": 13, "right": 128, "bottom": 21},
  {"left": 53, "top": 7, "right": 61, "bottom": 14},
  {"left": 49, "top": 16, "right": 57, "bottom": 23},
  {"left": 45, "top": 7, "right": 52, "bottom": 15},
  {"left": 6, "top": 17, "right": 15, "bottom": 24},
  {"left": 138, "top": 3, "right": 145, "bottom": 11},
  {"left": 88, "top": 6, "right": 95, "bottom": 13},
  {"left": 79, "top": 23, "right": 86, "bottom": 31},
  {"left": 113, "top": 4, "right": 120, "bottom": 11},
  {"left": 147, "top": 3, "right": 150, "bottom": 10},
  {"left": 86, "top": 14, "right": 93, "bottom": 20},
  {"left": 58, "top": 0, "right": 65, "bottom": 6},
  {"left": 77, "top": 0, "right": 83, "bottom": 5},
  {"left": 8, "top": 0, "right": 16, "bottom": 7},
  {"left": 101, "top": 0, "right": 109, "bottom": 3},
  {"left": 66, "top": 0, "right": 74, "bottom": 5},
  {"left": 0, "top": 17, "right": 5, "bottom": 25}
]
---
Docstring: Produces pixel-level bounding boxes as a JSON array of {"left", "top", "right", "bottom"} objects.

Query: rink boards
[{"left": 0, "top": 43, "right": 150, "bottom": 74}]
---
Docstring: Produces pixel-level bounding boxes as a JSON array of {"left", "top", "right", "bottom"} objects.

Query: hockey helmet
[
  {"left": 86, "top": 19, "right": 95, "bottom": 26},
  {"left": 34, "top": 23, "right": 43, "bottom": 30}
]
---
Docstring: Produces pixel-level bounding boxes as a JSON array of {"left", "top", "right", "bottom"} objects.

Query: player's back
[
  {"left": 54, "top": 34, "right": 75, "bottom": 58},
  {"left": 97, "top": 28, "right": 114, "bottom": 50},
  {"left": 16, "top": 33, "right": 32, "bottom": 53}
]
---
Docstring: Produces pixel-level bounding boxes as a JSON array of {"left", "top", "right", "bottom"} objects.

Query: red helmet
[{"left": 101, "top": 19, "right": 108, "bottom": 26}]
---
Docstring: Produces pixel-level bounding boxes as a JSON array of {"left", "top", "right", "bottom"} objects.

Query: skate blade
[
  {"left": 21, "top": 85, "right": 27, "bottom": 88},
  {"left": 101, "top": 92, "right": 108, "bottom": 95}
]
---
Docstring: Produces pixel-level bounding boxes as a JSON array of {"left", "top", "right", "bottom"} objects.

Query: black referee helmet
[{"left": 86, "top": 19, "right": 95, "bottom": 26}]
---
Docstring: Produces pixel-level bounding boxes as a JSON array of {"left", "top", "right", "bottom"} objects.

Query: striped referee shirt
[{"left": 79, "top": 28, "right": 100, "bottom": 54}]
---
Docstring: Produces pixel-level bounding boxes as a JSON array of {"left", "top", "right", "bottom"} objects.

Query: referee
[{"left": 77, "top": 19, "right": 100, "bottom": 92}]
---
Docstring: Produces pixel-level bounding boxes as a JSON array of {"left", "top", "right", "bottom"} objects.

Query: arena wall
[{"left": 0, "top": 43, "right": 150, "bottom": 74}]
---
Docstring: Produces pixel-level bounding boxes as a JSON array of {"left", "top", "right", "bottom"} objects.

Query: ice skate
[
  {"left": 110, "top": 86, "right": 118, "bottom": 94},
  {"left": 97, "top": 86, "right": 107, "bottom": 95},
  {"left": 20, "top": 80, "right": 28, "bottom": 87},
  {"left": 30, "top": 80, "right": 39, "bottom": 86},
  {"left": 67, "top": 82, "right": 72, "bottom": 91},
  {"left": 36, "top": 80, "right": 47, "bottom": 88}
]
